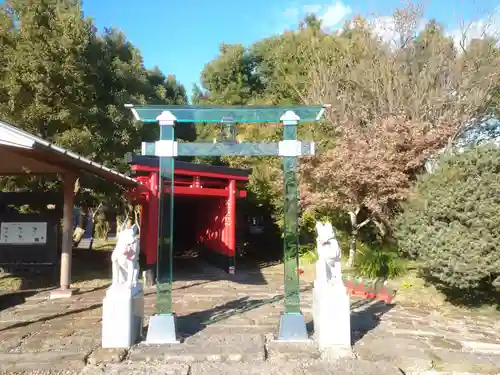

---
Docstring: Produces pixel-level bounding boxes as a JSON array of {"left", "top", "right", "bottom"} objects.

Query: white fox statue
[
  {"left": 315, "top": 221, "right": 342, "bottom": 286},
  {"left": 111, "top": 219, "right": 140, "bottom": 288}
]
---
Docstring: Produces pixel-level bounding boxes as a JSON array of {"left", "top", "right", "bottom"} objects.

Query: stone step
[
  {"left": 80, "top": 359, "right": 405, "bottom": 375},
  {"left": 80, "top": 363, "right": 190, "bottom": 375},
  {"left": 189, "top": 358, "right": 404, "bottom": 375},
  {"left": 189, "top": 361, "right": 305, "bottom": 375},
  {"left": 266, "top": 340, "right": 321, "bottom": 362},
  {"left": 0, "top": 351, "right": 87, "bottom": 372},
  {"left": 188, "top": 324, "right": 276, "bottom": 335},
  {"left": 127, "top": 334, "right": 266, "bottom": 363}
]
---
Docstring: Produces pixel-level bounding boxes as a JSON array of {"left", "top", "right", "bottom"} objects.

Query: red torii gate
[{"left": 126, "top": 154, "right": 250, "bottom": 272}]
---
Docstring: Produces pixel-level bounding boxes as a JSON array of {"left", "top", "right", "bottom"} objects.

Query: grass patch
[
  {"left": 0, "top": 240, "right": 116, "bottom": 293},
  {"left": 388, "top": 262, "right": 500, "bottom": 316},
  {"left": 90, "top": 239, "right": 117, "bottom": 251},
  {"left": 0, "top": 269, "right": 57, "bottom": 292},
  {"left": 0, "top": 274, "right": 23, "bottom": 291},
  {"left": 299, "top": 255, "right": 500, "bottom": 315}
]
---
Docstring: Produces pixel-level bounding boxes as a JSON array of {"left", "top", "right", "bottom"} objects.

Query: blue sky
[{"left": 82, "top": 0, "right": 500, "bottom": 99}]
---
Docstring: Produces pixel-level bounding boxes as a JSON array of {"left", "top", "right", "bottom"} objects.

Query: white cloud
[
  {"left": 447, "top": 6, "right": 500, "bottom": 50},
  {"left": 368, "top": 16, "right": 426, "bottom": 47},
  {"left": 319, "top": 2, "right": 352, "bottom": 28},
  {"left": 280, "top": 1, "right": 352, "bottom": 31},
  {"left": 278, "top": 1, "right": 500, "bottom": 50},
  {"left": 370, "top": 16, "right": 398, "bottom": 45},
  {"left": 368, "top": 6, "right": 500, "bottom": 50}
]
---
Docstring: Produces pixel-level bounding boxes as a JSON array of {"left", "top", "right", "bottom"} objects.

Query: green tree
[
  {"left": 0, "top": 0, "right": 92, "bottom": 140},
  {"left": 394, "top": 146, "right": 500, "bottom": 292},
  {"left": 0, "top": 0, "right": 93, "bottom": 201},
  {"left": 0, "top": 0, "right": 194, "bottom": 217},
  {"left": 196, "top": 43, "right": 262, "bottom": 105},
  {"left": 81, "top": 28, "right": 195, "bottom": 172}
]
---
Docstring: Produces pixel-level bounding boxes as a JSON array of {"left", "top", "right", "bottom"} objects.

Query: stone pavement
[{"left": 1, "top": 260, "right": 500, "bottom": 375}]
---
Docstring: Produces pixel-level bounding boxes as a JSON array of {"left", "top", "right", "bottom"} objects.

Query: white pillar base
[
  {"left": 313, "top": 281, "right": 352, "bottom": 354},
  {"left": 49, "top": 288, "right": 75, "bottom": 299},
  {"left": 102, "top": 284, "right": 144, "bottom": 348}
]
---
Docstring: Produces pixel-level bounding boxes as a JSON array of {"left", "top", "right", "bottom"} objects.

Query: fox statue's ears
[
  {"left": 316, "top": 221, "right": 332, "bottom": 230},
  {"left": 315, "top": 221, "right": 335, "bottom": 239}
]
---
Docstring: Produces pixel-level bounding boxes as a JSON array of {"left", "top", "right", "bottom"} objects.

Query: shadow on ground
[
  {"left": 0, "top": 290, "right": 39, "bottom": 312},
  {"left": 350, "top": 299, "right": 395, "bottom": 344},
  {"left": 0, "top": 242, "right": 277, "bottom": 309},
  {"left": 176, "top": 295, "right": 282, "bottom": 338},
  {"left": 154, "top": 285, "right": 390, "bottom": 343},
  {"left": 422, "top": 272, "right": 500, "bottom": 310},
  {"left": 153, "top": 284, "right": 314, "bottom": 339},
  {"left": 0, "top": 302, "right": 101, "bottom": 332}
]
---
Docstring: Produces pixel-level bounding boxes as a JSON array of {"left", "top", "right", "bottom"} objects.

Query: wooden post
[{"left": 50, "top": 173, "right": 76, "bottom": 299}]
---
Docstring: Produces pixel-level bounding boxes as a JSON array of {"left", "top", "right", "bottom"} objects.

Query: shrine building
[{"left": 125, "top": 153, "right": 250, "bottom": 274}]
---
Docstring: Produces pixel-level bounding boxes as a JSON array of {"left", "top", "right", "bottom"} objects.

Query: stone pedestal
[
  {"left": 102, "top": 284, "right": 144, "bottom": 348},
  {"left": 313, "top": 281, "right": 352, "bottom": 355},
  {"left": 146, "top": 313, "right": 180, "bottom": 344},
  {"left": 277, "top": 312, "right": 310, "bottom": 342}
]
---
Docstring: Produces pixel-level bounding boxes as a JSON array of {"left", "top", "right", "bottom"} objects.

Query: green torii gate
[{"left": 126, "top": 104, "right": 326, "bottom": 343}]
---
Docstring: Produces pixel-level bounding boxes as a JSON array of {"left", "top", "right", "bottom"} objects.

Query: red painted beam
[
  {"left": 129, "top": 185, "right": 246, "bottom": 200},
  {"left": 135, "top": 172, "right": 245, "bottom": 190},
  {"left": 174, "top": 186, "right": 228, "bottom": 197},
  {"left": 167, "top": 186, "right": 246, "bottom": 198},
  {"left": 131, "top": 164, "right": 249, "bottom": 181}
]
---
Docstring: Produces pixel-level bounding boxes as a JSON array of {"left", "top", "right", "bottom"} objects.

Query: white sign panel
[{"left": 0, "top": 222, "right": 48, "bottom": 245}]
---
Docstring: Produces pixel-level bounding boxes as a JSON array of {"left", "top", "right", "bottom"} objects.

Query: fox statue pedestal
[
  {"left": 313, "top": 280, "right": 351, "bottom": 355},
  {"left": 313, "top": 221, "right": 352, "bottom": 358},
  {"left": 102, "top": 284, "right": 144, "bottom": 348}
]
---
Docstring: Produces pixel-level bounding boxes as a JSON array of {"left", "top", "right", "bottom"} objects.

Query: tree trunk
[
  {"left": 88, "top": 203, "right": 102, "bottom": 250},
  {"left": 347, "top": 208, "right": 360, "bottom": 267},
  {"left": 88, "top": 224, "right": 96, "bottom": 250},
  {"left": 72, "top": 206, "right": 88, "bottom": 247},
  {"left": 346, "top": 206, "right": 370, "bottom": 268},
  {"left": 373, "top": 218, "right": 387, "bottom": 238},
  {"left": 347, "top": 229, "right": 358, "bottom": 268}
]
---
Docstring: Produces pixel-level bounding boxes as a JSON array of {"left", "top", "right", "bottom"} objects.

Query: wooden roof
[{"left": 0, "top": 120, "right": 137, "bottom": 186}]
